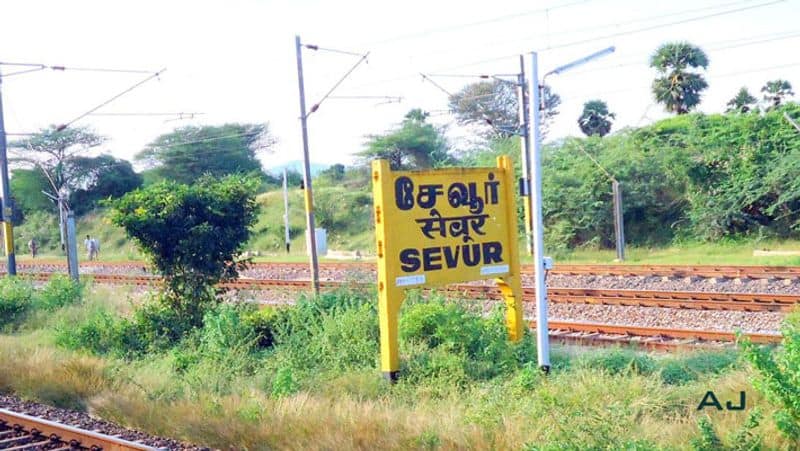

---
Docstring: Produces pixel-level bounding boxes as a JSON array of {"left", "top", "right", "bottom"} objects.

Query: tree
[
  {"left": 650, "top": 42, "right": 709, "bottom": 114},
  {"left": 761, "top": 79, "right": 794, "bottom": 110},
  {"left": 726, "top": 87, "right": 758, "bottom": 113},
  {"left": 8, "top": 125, "right": 105, "bottom": 201},
  {"left": 109, "top": 175, "right": 259, "bottom": 325},
  {"left": 68, "top": 155, "right": 143, "bottom": 215},
  {"left": 358, "top": 109, "right": 452, "bottom": 170},
  {"left": 10, "top": 169, "right": 54, "bottom": 214},
  {"left": 135, "top": 123, "right": 275, "bottom": 185},
  {"left": 577, "top": 100, "right": 615, "bottom": 137},
  {"left": 448, "top": 80, "right": 561, "bottom": 139}
]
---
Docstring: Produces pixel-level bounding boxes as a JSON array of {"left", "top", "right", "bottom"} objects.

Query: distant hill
[{"left": 266, "top": 160, "right": 330, "bottom": 177}]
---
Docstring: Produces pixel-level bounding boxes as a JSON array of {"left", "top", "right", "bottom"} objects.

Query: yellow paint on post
[
  {"left": 2, "top": 222, "right": 13, "bottom": 257},
  {"left": 371, "top": 156, "right": 523, "bottom": 380}
]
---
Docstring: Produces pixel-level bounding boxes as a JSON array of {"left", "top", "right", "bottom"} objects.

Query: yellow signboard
[{"left": 372, "top": 156, "right": 523, "bottom": 380}]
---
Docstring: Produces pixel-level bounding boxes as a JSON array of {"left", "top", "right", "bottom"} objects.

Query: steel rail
[
  {"left": 0, "top": 408, "right": 162, "bottom": 450},
  {"left": 12, "top": 273, "right": 800, "bottom": 312},
  {"left": 543, "top": 320, "right": 782, "bottom": 345},
  {"left": 5, "top": 261, "right": 800, "bottom": 279}
]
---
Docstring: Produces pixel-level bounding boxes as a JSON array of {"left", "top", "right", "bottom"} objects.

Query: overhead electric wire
[
  {"left": 55, "top": 68, "right": 166, "bottom": 131},
  {"left": 363, "top": 0, "right": 591, "bottom": 46},
  {"left": 349, "top": 0, "right": 783, "bottom": 90},
  {"left": 306, "top": 52, "right": 370, "bottom": 116},
  {"left": 0, "top": 61, "right": 155, "bottom": 75}
]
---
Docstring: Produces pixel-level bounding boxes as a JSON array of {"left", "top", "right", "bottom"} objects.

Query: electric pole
[
  {"left": 517, "top": 55, "right": 534, "bottom": 256},
  {"left": 528, "top": 51, "right": 549, "bottom": 372},
  {"left": 0, "top": 70, "right": 17, "bottom": 275},
  {"left": 295, "top": 35, "right": 321, "bottom": 295},
  {"left": 283, "top": 168, "right": 291, "bottom": 254},
  {"left": 612, "top": 180, "right": 625, "bottom": 261}
]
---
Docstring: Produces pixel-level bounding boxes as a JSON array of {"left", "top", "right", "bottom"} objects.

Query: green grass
[{"left": 0, "top": 283, "right": 796, "bottom": 450}]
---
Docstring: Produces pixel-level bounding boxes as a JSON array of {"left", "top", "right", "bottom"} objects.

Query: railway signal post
[{"left": 0, "top": 71, "right": 17, "bottom": 275}]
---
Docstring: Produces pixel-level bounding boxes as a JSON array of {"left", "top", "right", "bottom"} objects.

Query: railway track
[
  {"left": 0, "top": 408, "right": 161, "bottom": 450},
  {"left": 7, "top": 261, "right": 800, "bottom": 279},
  {"left": 15, "top": 270, "right": 790, "bottom": 348},
  {"left": 544, "top": 320, "right": 782, "bottom": 348},
  {"left": 18, "top": 273, "right": 800, "bottom": 312}
]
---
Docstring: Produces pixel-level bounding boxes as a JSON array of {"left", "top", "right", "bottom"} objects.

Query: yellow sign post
[{"left": 371, "top": 155, "right": 523, "bottom": 381}]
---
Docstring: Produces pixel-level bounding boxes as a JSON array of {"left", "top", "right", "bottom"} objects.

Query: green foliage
[
  {"left": 270, "top": 289, "right": 379, "bottom": 373},
  {"left": 578, "top": 100, "right": 615, "bottom": 137},
  {"left": 399, "top": 298, "right": 536, "bottom": 382},
  {"left": 726, "top": 87, "right": 758, "bottom": 114},
  {"left": 68, "top": 155, "right": 143, "bottom": 215},
  {"left": 761, "top": 79, "right": 794, "bottom": 110},
  {"left": 542, "top": 134, "right": 685, "bottom": 250},
  {"left": 577, "top": 348, "right": 656, "bottom": 376},
  {"left": 135, "top": 123, "right": 274, "bottom": 184},
  {"left": 448, "top": 80, "right": 561, "bottom": 139},
  {"left": 10, "top": 169, "right": 54, "bottom": 215},
  {"left": 659, "top": 350, "right": 739, "bottom": 385},
  {"left": 35, "top": 274, "right": 83, "bottom": 311},
  {"left": 741, "top": 311, "right": 800, "bottom": 443},
  {"left": 271, "top": 367, "right": 299, "bottom": 398},
  {"left": 358, "top": 109, "right": 453, "bottom": 170},
  {"left": 0, "top": 277, "right": 34, "bottom": 328},
  {"left": 109, "top": 175, "right": 260, "bottom": 325},
  {"left": 9, "top": 125, "right": 105, "bottom": 200},
  {"left": 650, "top": 42, "right": 709, "bottom": 114},
  {"left": 15, "top": 211, "right": 61, "bottom": 254},
  {"left": 690, "top": 410, "right": 762, "bottom": 451},
  {"left": 56, "top": 298, "right": 197, "bottom": 358}
]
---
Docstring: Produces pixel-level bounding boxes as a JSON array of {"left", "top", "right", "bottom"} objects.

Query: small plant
[
  {"left": 690, "top": 410, "right": 762, "bottom": 451},
  {"left": 0, "top": 277, "right": 34, "bottom": 328},
  {"left": 35, "top": 274, "right": 83, "bottom": 310},
  {"left": 271, "top": 367, "right": 299, "bottom": 397},
  {"left": 579, "top": 348, "right": 656, "bottom": 376},
  {"left": 740, "top": 311, "right": 800, "bottom": 443}
]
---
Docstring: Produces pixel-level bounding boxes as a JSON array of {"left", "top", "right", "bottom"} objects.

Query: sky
[{"left": 2, "top": 0, "right": 799, "bottom": 170}]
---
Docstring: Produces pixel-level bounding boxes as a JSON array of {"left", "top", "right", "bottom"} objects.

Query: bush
[
  {"left": 0, "top": 277, "right": 34, "bottom": 328},
  {"left": 57, "top": 298, "right": 198, "bottom": 358},
  {"left": 579, "top": 348, "right": 656, "bottom": 376},
  {"left": 741, "top": 311, "right": 800, "bottom": 442},
  {"left": 35, "top": 275, "right": 83, "bottom": 310},
  {"left": 659, "top": 350, "right": 739, "bottom": 385},
  {"left": 400, "top": 298, "right": 536, "bottom": 381}
]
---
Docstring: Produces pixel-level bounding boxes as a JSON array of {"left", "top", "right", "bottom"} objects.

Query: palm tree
[
  {"left": 725, "top": 87, "right": 757, "bottom": 113},
  {"left": 577, "top": 100, "right": 615, "bottom": 137},
  {"left": 761, "top": 79, "right": 794, "bottom": 110},
  {"left": 650, "top": 42, "right": 709, "bottom": 114}
]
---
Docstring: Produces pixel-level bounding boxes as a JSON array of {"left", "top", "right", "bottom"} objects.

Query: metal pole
[
  {"left": 518, "top": 55, "right": 534, "bottom": 256},
  {"left": 612, "top": 180, "right": 625, "bottom": 261},
  {"left": 528, "top": 51, "right": 550, "bottom": 372},
  {"left": 295, "top": 35, "right": 320, "bottom": 295},
  {"left": 58, "top": 195, "right": 66, "bottom": 252},
  {"left": 0, "top": 72, "right": 17, "bottom": 275},
  {"left": 283, "top": 169, "right": 291, "bottom": 254},
  {"left": 65, "top": 211, "right": 79, "bottom": 282}
]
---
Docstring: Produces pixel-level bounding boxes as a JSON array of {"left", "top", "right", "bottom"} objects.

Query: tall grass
[{"left": 0, "top": 285, "right": 791, "bottom": 449}]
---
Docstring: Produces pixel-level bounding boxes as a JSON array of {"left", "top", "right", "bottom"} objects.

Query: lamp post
[{"left": 528, "top": 46, "right": 615, "bottom": 373}]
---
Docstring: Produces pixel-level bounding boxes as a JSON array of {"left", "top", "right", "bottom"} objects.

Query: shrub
[
  {"left": 400, "top": 298, "right": 536, "bottom": 381},
  {"left": 741, "top": 311, "right": 800, "bottom": 442},
  {"left": 35, "top": 274, "right": 83, "bottom": 310},
  {"left": 579, "top": 348, "right": 656, "bottom": 376},
  {"left": 0, "top": 277, "right": 34, "bottom": 328}
]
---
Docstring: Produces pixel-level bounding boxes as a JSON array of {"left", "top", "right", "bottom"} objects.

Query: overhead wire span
[
  {"left": 350, "top": 0, "right": 784, "bottom": 90},
  {"left": 306, "top": 52, "right": 370, "bottom": 116},
  {"left": 55, "top": 68, "right": 166, "bottom": 131}
]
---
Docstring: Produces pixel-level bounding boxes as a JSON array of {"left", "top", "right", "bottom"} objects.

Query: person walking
[
  {"left": 84, "top": 235, "right": 94, "bottom": 260},
  {"left": 90, "top": 237, "right": 100, "bottom": 260},
  {"left": 27, "top": 238, "right": 38, "bottom": 259}
]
